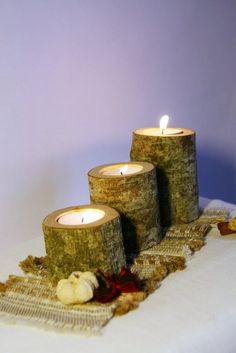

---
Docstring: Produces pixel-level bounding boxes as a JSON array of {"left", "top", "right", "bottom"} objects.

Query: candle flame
[
  {"left": 159, "top": 115, "right": 169, "bottom": 134},
  {"left": 120, "top": 164, "right": 128, "bottom": 175}
]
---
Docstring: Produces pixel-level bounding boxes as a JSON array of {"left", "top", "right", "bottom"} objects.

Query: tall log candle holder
[
  {"left": 43, "top": 204, "right": 126, "bottom": 279},
  {"left": 88, "top": 162, "right": 161, "bottom": 254},
  {"left": 130, "top": 127, "right": 199, "bottom": 226}
]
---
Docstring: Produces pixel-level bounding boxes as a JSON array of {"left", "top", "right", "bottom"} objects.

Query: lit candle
[
  {"left": 58, "top": 208, "right": 105, "bottom": 225},
  {"left": 100, "top": 163, "right": 143, "bottom": 176},
  {"left": 43, "top": 204, "right": 126, "bottom": 278},
  {"left": 135, "top": 115, "right": 183, "bottom": 136},
  {"left": 88, "top": 162, "right": 161, "bottom": 254},
  {"left": 130, "top": 118, "right": 199, "bottom": 226}
]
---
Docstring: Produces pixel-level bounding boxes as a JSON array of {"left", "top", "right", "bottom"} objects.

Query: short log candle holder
[
  {"left": 43, "top": 204, "right": 126, "bottom": 279},
  {"left": 130, "top": 128, "right": 199, "bottom": 226},
  {"left": 88, "top": 162, "right": 161, "bottom": 254}
]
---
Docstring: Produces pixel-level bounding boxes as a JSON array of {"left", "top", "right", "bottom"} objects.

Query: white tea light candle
[
  {"left": 140, "top": 127, "right": 183, "bottom": 136},
  {"left": 136, "top": 115, "right": 183, "bottom": 136},
  {"left": 58, "top": 209, "right": 105, "bottom": 225},
  {"left": 100, "top": 163, "right": 143, "bottom": 176}
]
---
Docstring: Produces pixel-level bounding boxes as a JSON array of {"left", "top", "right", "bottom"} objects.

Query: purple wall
[{"left": 0, "top": 0, "right": 236, "bottom": 246}]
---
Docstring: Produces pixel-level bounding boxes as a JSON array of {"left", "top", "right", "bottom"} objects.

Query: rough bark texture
[
  {"left": 130, "top": 130, "right": 199, "bottom": 226},
  {"left": 88, "top": 163, "right": 161, "bottom": 254},
  {"left": 43, "top": 209, "right": 126, "bottom": 280}
]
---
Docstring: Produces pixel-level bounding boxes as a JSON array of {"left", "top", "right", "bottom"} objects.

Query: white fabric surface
[{"left": 1, "top": 198, "right": 236, "bottom": 353}]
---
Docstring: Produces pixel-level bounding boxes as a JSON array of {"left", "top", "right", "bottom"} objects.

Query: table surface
[{"left": 1, "top": 198, "right": 236, "bottom": 353}]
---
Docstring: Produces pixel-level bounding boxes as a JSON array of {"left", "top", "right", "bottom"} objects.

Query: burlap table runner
[{"left": 0, "top": 208, "right": 228, "bottom": 333}]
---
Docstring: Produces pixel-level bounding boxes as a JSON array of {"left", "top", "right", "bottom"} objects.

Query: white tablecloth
[{"left": 1, "top": 198, "right": 236, "bottom": 353}]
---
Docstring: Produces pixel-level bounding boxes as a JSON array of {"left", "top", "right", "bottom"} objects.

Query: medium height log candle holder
[
  {"left": 88, "top": 162, "right": 161, "bottom": 254},
  {"left": 130, "top": 127, "right": 199, "bottom": 226},
  {"left": 43, "top": 204, "right": 126, "bottom": 279}
]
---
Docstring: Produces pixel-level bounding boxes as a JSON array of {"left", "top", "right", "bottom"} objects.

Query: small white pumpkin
[
  {"left": 80, "top": 272, "right": 99, "bottom": 289},
  {"left": 69, "top": 271, "right": 99, "bottom": 290},
  {"left": 68, "top": 271, "right": 82, "bottom": 283},
  {"left": 56, "top": 271, "right": 99, "bottom": 305},
  {"left": 56, "top": 279, "right": 77, "bottom": 305},
  {"left": 74, "top": 278, "right": 94, "bottom": 303}
]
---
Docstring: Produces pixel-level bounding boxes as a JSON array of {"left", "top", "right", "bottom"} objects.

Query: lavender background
[{"left": 0, "top": 0, "right": 236, "bottom": 247}]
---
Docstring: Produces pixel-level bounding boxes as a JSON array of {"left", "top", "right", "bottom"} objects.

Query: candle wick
[
  {"left": 120, "top": 171, "right": 123, "bottom": 175},
  {"left": 161, "top": 129, "right": 164, "bottom": 135},
  {"left": 82, "top": 217, "right": 84, "bottom": 223}
]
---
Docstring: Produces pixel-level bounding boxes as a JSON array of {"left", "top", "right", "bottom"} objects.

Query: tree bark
[
  {"left": 88, "top": 162, "right": 161, "bottom": 254},
  {"left": 130, "top": 129, "right": 199, "bottom": 226},
  {"left": 43, "top": 205, "right": 126, "bottom": 279}
]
